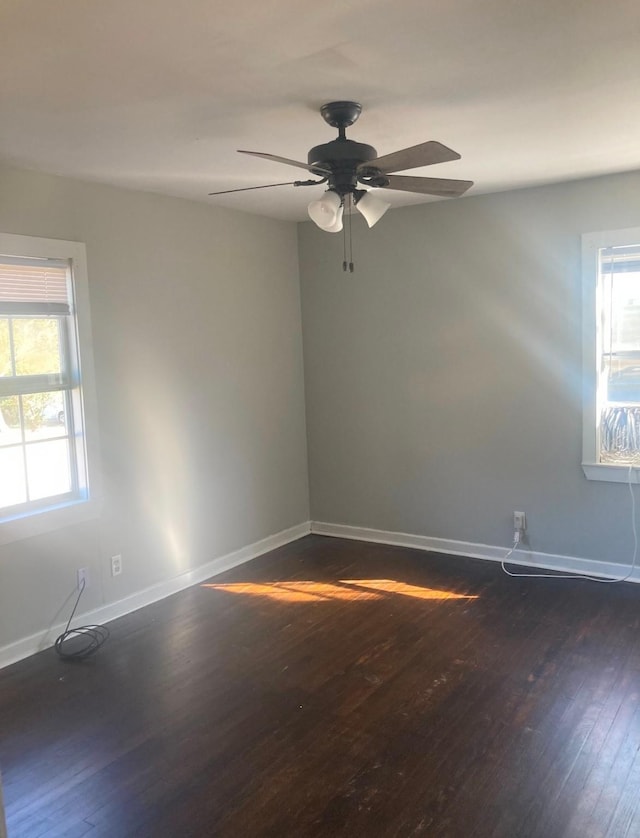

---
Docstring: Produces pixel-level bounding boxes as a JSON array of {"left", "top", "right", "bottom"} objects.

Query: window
[
  {"left": 0, "top": 233, "right": 99, "bottom": 540},
  {"left": 582, "top": 227, "right": 640, "bottom": 482}
]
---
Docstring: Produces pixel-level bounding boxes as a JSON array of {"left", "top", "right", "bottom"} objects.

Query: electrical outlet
[
  {"left": 513, "top": 511, "right": 526, "bottom": 532},
  {"left": 77, "top": 567, "right": 89, "bottom": 590},
  {"left": 111, "top": 554, "right": 122, "bottom": 577}
]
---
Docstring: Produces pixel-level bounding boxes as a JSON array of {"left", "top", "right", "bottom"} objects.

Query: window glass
[
  {"left": 13, "top": 317, "right": 62, "bottom": 376},
  {"left": 0, "top": 318, "right": 10, "bottom": 376},
  {"left": 22, "top": 392, "right": 67, "bottom": 442},
  {"left": 0, "top": 447, "right": 27, "bottom": 508},
  {"left": 597, "top": 244, "right": 640, "bottom": 464},
  {"left": 26, "top": 439, "right": 72, "bottom": 500},
  {"left": 0, "top": 396, "right": 19, "bottom": 444}
]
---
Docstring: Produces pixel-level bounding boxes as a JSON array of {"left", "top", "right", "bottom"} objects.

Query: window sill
[
  {"left": 582, "top": 462, "right": 640, "bottom": 483},
  {"left": 0, "top": 497, "right": 101, "bottom": 546}
]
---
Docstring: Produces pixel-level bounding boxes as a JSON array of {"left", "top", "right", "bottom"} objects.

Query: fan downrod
[{"left": 320, "top": 101, "right": 362, "bottom": 130}]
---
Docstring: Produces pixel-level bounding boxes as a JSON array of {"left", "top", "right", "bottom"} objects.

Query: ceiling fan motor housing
[
  {"left": 213, "top": 99, "right": 472, "bottom": 203},
  {"left": 308, "top": 139, "right": 378, "bottom": 195}
]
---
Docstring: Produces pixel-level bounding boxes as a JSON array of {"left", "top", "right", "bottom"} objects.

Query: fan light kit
[{"left": 210, "top": 101, "right": 473, "bottom": 271}]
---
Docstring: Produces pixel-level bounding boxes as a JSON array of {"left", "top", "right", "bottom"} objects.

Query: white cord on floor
[{"left": 501, "top": 465, "right": 638, "bottom": 584}]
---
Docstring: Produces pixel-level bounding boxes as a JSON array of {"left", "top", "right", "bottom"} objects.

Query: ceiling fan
[{"left": 209, "top": 101, "right": 473, "bottom": 269}]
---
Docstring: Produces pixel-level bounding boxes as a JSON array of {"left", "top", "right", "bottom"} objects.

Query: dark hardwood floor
[{"left": 2, "top": 534, "right": 640, "bottom": 837}]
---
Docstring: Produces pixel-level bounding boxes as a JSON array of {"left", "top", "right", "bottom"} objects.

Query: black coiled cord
[{"left": 54, "top": 579, "right": 109, "bottom": 660}]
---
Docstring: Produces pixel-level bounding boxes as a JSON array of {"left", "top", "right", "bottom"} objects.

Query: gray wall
[
  {"left": 0, "top": 164, "right": 309, "bottom": 650},
  {"left": 3, "top": 161, "right": 640, "bottom": 656},
  {"left": 299, "top": 171, "right": 640, "bottom": 565}
]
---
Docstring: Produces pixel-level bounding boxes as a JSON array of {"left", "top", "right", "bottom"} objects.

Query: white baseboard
[
  {"left": 311, "top": 521, "right": 640, "bottom": 583},
  {"left": 0, "top": 521, "right": 311, "bottom": 671},
  {"left": 5, "top": 518, "right": 634, "bottom": 671}
]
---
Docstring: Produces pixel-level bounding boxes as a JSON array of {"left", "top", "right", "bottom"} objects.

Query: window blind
[{"left": 0, "top": 256, "right": 70, "bottom": 314}]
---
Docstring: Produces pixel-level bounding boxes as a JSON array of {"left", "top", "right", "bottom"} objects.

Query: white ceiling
[{"left": 2, "top": 0, "right": 639, "bottom": 220}]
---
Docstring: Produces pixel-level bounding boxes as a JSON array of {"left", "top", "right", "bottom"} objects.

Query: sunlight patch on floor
[
  {"left": 201, "top": 579, "right": 478, "bottom": 603},
  {"left": 343, "top": 580, "right": 477, "bottom": 600},
  {"left": 201, "top": 581, "right": 380, "bottom": 602}
]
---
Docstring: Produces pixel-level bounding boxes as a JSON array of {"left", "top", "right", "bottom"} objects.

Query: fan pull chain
[
  {"left": 348, "top": 194, "right": 354, "bottom": 272},
  {"left": 343, "top": 201, "right": 348, "bottom": 272},
  {"left": 341, "top": 194, "right": 355, "bottom": 273}
]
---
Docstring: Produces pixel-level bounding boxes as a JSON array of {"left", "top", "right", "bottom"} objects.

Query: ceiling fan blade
[
  {"left": 238, "top": 150, "right": 330, "bottom": 175},
  {"left": 209, "top": 181, "right": 297, "bottom": 196},
  {"left": 209, "top": 177, "right": 326, "bottom": 196},
  {"left": 360, "top": 141, "right": 461, "bottom": 174},
  {"left": 379, "top": 174, "right": 473, "bottom": 197}
]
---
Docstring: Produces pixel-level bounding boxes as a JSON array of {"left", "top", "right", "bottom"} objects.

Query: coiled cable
[{"left": 54, "top": 578, "right": 109, "bottom": 660}]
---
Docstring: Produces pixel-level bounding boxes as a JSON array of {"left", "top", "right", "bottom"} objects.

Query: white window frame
[
  {"left": 0, "top": 233, "right": 101, "bottom": 544},
  {"left": 582, "top": 226, "right": 640, "bottom": 483}
]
